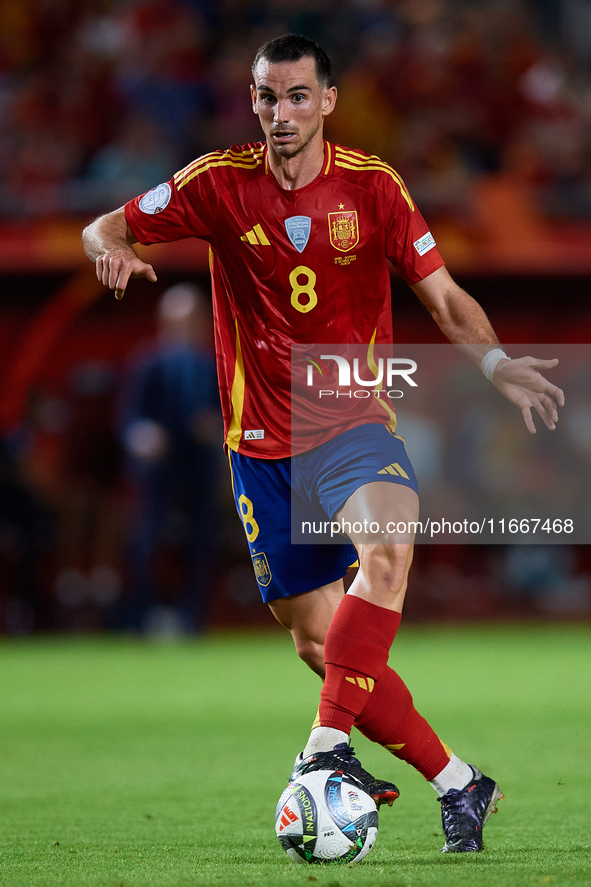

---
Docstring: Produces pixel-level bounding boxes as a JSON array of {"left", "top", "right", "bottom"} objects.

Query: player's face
[{"left": 251, "top": 57, "right": 337, "bottom": 159}]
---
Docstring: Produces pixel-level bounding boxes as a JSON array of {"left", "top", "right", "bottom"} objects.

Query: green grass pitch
[{"left": 1, "top": 625, "right": 590, "bottom": 887}]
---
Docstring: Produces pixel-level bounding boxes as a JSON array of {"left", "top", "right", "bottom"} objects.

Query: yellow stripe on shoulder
[
  {"left": 335, "top": 149, "right": 412, "bottom": 189},
  {"left": 176, "top": 146, "right": 264, "bottom": 177},
  {"left": 174, "top": 150, "right": 225, "bottom": 185},
  {"left": 176, "top": 156, "right": 265, "bottom": 191},
  {"left": 174, "top": 148, "right": 265, "bottom": 189},
  {"left": 174, "top": 148, "right": 265, "bottom": 185},
  {"left": 335, "top": 156, "right": 414, "bottom": 211},
  {"left": 335, "top": 146, "right": 384, "bottom": 164}
]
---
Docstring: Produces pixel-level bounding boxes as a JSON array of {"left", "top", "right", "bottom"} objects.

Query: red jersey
[{"left": 125, "top": 140, "right": 444, "bottom": 458}]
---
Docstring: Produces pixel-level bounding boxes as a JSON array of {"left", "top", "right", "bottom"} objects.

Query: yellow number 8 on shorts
[{"left": 238, "top": 494, "right": 259, "bottom": 543}]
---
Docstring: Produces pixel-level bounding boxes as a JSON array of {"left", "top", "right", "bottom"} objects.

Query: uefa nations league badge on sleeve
[{"left": 139, "top": 183, "right": 172, "bottom": 215}]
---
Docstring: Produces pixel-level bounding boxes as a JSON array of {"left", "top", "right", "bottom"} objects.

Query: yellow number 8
[
  {"left": 238, "top": 494, "right": 259, "bottom": 543},
  {"left": 289, "top": 265, "right": 318, "bottom": 313}
]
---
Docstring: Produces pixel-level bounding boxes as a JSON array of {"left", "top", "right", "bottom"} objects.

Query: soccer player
[{"left": 82, "top": 34, "right": 564, "bottom": 852}]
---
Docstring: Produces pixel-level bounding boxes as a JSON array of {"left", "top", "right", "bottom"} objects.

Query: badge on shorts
[
  {"left": 284, "top": 216, "right": 311, "bottom": 253},
  {"left": 328, "top": 210, "right": 359, "bottom": 252},
  {"left": 139, "top": 183, "right": 172, "bottom": 215},
  {"left": 252, "top": 552, "right": 272, "bottom": 587}
]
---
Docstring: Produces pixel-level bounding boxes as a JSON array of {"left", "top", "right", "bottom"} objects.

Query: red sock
[
  {"left": 319, "top": 595, "right": 401, "bottom": 734},
  {"left": 355, "top": 666, "right": 451, "bottom": 780}
]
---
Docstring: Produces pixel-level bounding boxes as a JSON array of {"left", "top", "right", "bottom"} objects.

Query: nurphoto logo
[{"left": 304, "top": 353, "right": 417, "bottom": 399}]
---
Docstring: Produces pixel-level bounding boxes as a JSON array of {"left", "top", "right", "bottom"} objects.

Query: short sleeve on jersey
[
  {"left": 382, "top": 175, "right": 444, "bottom": 284},
  {"left": 125, "top": 174, "right": 214, "bottom": 246}
]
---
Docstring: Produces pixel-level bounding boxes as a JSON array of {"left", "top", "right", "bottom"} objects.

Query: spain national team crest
[
  {"left": 328, "top": 210, "right": 359, "bottom": 252},
  {"left": 251, "top": 552, "right": 272, "bottom": 587}
]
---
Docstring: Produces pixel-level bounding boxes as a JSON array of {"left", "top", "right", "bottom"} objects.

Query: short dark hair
[{"left": 252, "top": 34, "right": 332, "bottom": 88}]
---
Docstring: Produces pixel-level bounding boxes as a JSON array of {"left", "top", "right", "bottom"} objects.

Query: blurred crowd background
[
  {"left": 2, "top": 0, "right": 591, "bottom": 223},
  {"left": 1, "top": 0, "right": 591, "bottom": 635}
]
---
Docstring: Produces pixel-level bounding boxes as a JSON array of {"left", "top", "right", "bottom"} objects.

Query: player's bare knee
[{"left": 357, "top": 543, "right": 412, "bottom": 596}]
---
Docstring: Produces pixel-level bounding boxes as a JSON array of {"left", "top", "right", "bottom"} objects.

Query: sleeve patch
[
  {"left": 139, "top": 183, "right": 172, "bottom": 215},
  {"left": 413, "top": 231, "right": 436, "bottom": 256}
]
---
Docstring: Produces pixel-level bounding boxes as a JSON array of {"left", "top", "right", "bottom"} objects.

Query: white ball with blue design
[{"left": 275, "top": 769, "right": 379, "bottom": 864}]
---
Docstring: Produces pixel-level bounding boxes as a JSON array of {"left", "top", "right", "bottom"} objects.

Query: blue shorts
[{"left": 229, "top": 423, "right": 418, "bottom": 603}]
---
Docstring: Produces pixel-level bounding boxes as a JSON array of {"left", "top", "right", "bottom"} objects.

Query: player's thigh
[
  {"left": 295, "top": 424, "right": 420, "bottom": 546},
  {"left": 228, "top": 450, "right": 356, "bottom": 603},
  {"left": 337, "top": 481, "right": 419, "bottom": 545},
  {"left": 321, "top": 427, "right": 419, "bottom": 606}
]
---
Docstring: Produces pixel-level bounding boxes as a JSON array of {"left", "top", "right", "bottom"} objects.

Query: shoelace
[
  {"left": 332, "top": 742, "right": 356, "bottom": 760},
  {"left": 439, "top": 787, "right": 463, "bottom": 806},
  {"left": 302, "top": 744, "right": 359, "bottom": 773},
  {"left": 331, "top": 744, "right": 375, "bottom": 781},
  {"left": 333, "top": 744, "right": 368, "bottom": 771},
  {"left": 439, "top": 790, "right": 463, "bottom": 816}
]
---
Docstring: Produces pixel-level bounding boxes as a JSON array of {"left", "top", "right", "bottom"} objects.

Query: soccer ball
[{"left": 275, "top": 769, "right": 379, "bottom": 864}]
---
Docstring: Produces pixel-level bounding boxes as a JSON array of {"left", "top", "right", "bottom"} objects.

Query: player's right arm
[{"left": 82, "top": 208, "right": 157, "bottom": 300}]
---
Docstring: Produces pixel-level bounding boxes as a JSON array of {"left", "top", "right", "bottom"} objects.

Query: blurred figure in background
[
  {"left": 0, "top": 435, "right": 54, "bottom": 633},
  {"left": 71, "top": 113, "right": 179, "bottom": 213},
  {"left": 117, "top": 283, "right": 221, "bottom": 635}
]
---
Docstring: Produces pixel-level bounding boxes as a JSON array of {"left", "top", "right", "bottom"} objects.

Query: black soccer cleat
[
  {"left": 289, "top": 742, "right": 400, "bottom": 809},
  {"left": 438, "top": 765, "right": 504, "bottom": 852}
]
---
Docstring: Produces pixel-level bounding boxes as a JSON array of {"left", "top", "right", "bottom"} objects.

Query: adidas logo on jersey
[
  {"left": 241, "top": 224, "right": 270, "bottom": 245},
  {"left": 377, "top": 462, "right": 409, "bottom": 478}
]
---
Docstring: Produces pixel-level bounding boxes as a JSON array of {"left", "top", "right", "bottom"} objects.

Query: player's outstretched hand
[
  {"left": 492, "top": 356, "right": 565, "bottom": 434},
  {"left": 95, "top": 249, "right": 157, "bottom": 300}
]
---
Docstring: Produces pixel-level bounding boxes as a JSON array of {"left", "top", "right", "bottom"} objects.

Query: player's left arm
[{"left": 411, "top": 265, "right": 565, "bottom": 434}]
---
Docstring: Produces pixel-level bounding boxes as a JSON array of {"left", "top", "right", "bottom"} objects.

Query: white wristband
[{"left": 481, "top": 348, "right": 510, "bottom": 382}]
